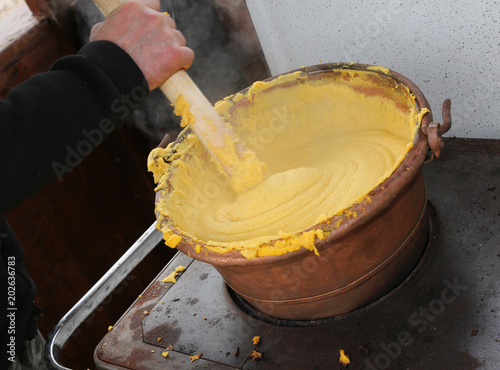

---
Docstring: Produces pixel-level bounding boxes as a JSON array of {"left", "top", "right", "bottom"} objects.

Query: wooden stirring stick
[{"left": 92, "top": 0, "right": 264, "bottom": 193}]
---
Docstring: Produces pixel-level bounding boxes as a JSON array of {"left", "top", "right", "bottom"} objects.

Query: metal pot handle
[{"left": 421, "top": 99, "right": 452, "bottom": 161}]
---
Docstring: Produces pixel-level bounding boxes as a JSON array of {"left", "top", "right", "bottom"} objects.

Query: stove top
[{"left": 94, "top": 138, "right": 500, "bottom": 369}]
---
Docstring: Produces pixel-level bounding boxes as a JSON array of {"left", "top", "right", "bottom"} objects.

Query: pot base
[{"left": 228, "top": 201, "right": 438, "bottom": 324}]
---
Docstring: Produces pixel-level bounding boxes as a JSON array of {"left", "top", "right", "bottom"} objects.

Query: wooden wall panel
[{"left": 0, "top": 19, "right": 65, "bottom": 97}]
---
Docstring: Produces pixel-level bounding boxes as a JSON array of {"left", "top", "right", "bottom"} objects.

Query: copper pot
[{"left": 156, "top": 63, "right": 451, "bottom": 320}]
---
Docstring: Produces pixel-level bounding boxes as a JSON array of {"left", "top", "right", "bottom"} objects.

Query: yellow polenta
[{"left": 148, "top": 69, "right": 427, "bottom": 259}]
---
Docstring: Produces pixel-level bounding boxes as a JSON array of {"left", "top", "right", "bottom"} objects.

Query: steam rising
[{"left": 72, "top": 0, "right": 264, "bottom": 145}]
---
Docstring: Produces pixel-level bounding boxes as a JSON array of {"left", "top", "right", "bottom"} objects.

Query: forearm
[{"left": 0, "top": 41, "right": 148, "bottom": 214}]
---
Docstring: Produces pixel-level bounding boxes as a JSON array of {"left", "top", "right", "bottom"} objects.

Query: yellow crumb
[
  {"left": 248, "top": 350, "right": 262, "bottom": 361},
  {"left": 162, "top": 351, "right": 169, "bottom": 358},
  {"left": 190, "top": 353, "right": 203, "bottom": 362},
  {"left": 174, "top": 95, "right": 195, "bottom": 127},
  {"left": 253, "top": 336, "right": 260, "bottom": 345},
  {"left": 161, "top": 265, "right": 187, "bottom": 284},
  {"left": 340, "top": 349, "right": 350, "bottom": 366},
  {"left": 107, "top": 326, "right": 113, "bottom": 331}
]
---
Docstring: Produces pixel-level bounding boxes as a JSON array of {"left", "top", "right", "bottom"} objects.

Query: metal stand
[{"left": 44, "top": 223, "right": 163, "bottom": 369}]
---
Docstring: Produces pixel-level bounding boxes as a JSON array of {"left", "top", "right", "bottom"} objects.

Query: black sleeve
[{"left": 0, "top": 40, "right": 149, "bottom": 214}]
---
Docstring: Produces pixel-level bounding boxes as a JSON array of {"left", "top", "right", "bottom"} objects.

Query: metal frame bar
[{"left": 44, "top": 222, "right": 163, "bottom": 369}]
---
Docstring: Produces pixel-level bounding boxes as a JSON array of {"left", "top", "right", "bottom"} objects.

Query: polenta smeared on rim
[{"left": 148, "top": 68, "right": 427, "bottom": 259}]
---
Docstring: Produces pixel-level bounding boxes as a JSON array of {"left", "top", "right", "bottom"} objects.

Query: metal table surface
[{"left": 94, "top": 138, "right": 500, "bottom": 369}]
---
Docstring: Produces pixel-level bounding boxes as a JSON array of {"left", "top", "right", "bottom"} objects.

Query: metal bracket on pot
[{"left": 421, "top": 99, "right": 452, "bottom": 162}]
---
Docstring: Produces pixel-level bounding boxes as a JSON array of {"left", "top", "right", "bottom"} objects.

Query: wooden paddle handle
[
  {"left": 92, "top": 0, "right": 264, "bottom": 192},
  {"left": 93, "top": 0, "right": 122, "bottom": 16},
  {"left": 92, "top": 0, "right": 235, "bottom": 148},
  {"left": 94, "top": 0, "right": 245, "bottom": 151},
  {"left": 160, "top": 71, "right": 243, "bottom": 153}
]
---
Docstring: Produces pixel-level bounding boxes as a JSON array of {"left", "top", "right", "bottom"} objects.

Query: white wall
[{"left": 247, "top": 0, "right": 500, "bottom": 139}]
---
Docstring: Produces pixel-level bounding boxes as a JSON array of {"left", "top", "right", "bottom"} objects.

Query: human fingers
[
  {"left": 89, "top": 21, "right": 102, "bottom": 40},
  {"left": 106, "top": 0, "right": 160, "bottom": 16},
  {"left": 169, "top": 27, "right": 187, "bottom": 47},
  {"left": 89, "top": 0, "right": 194, "bottom": 90},
  {"left": 180, "top": 46, "right": 195, "bottom": 70},
  {"left": 163, "top": 13, "right": 176, "bottom": 29},
  {"left": 138, "top": 0, "right": 161, "bottom": 12}
]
